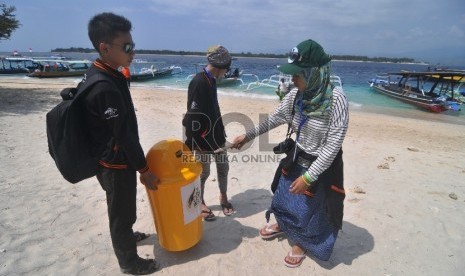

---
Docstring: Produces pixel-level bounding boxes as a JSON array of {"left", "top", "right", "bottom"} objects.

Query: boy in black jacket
[
  {"left": 182, "top": 45, "right": 234, "bottom": 221},
  {"left": 85, "top": 12, "right": 159, "bottom": 274}
]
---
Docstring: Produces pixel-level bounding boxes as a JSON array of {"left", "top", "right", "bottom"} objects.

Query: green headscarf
[{"left": 295, "top": 64, "right": 333, "bottom": 116}]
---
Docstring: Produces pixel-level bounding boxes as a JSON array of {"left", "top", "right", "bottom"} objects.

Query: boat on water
[
  {"left": 183, "top": 63, "right": 259, "bottom": 87},
  {"left": 130, "top": 60, "right": 182, "bottom": 82},
  {"left": 433, "top": 67, "right": 465, "bottom": 73},
  {"left": 0, "top": 57, "right": 40, "bottom": 74},
  {"left": 246, "top": 68, "right": 342, "bottom": 100},
  {"left": 330, "top": 75, "right": 343, "bottom": 88},
  {"left": 369, "top": 71, "right": 464, "bottom": 112},
  {"left": 27, "top": 59, "right": 91, "bottom": 78},
  {"left": 246, "top": 71, "right": 293, "bottom": 92}
]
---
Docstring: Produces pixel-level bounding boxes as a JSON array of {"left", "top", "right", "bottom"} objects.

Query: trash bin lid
[{"left": 146, "top": 139, "right": 201, "bottom": 184}]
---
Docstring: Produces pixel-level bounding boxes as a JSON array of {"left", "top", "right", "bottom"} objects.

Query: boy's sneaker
[{"left": 120, "top": 257, "right": 159, "bottom": 275}]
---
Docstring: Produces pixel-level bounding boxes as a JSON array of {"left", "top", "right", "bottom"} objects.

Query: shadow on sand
[
  {"left": 312, "top": 220, "right": 374, "bottom": 269},
  {"left": 147, "top": 188, "right": 272, "bottom": 268},
  {"left": 145, "top": 188, "right": 374, "bottom": 270},
  {"left": 0, "top": 87, "right": 61, "bottom": 116}
]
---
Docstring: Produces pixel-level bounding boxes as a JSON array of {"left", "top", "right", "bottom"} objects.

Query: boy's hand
[{"left": 140, "top": 171, "right": 160, "bottom": 190}]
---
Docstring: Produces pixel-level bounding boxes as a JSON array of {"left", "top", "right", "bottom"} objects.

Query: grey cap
[{"left": 207, "top": 45, "right": 232, "bottom": 69}]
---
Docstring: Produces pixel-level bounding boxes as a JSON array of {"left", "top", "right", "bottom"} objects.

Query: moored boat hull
[
  {"left": 131, "top": 68, "right": 173, "bottom": 81},
  {"left": 27, "top": 70, "right": 87, "bottom": 78},
  {"left": 372, "top": 85, "right": 446, "bottom": 113},
  {"left": 370, "top": 71, "right": 464, "bottom": 113}
]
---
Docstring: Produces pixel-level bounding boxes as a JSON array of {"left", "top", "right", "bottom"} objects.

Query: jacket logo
[
  {"left": 190, "top": 101, "right": 199, "bottom": 110},
  {"left": 104, "top": 107, "right": 119, "bottom": 120}
]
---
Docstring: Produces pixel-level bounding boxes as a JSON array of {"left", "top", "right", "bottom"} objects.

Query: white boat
[
  {"left": 130, "top": 61, "right": 182, "bottom": 82},
  {"left": 0, "top": 57, "right": 40, "bottom": 74},
  {"left": 245, "top": 66, "right": 343, "bottom": 99},
  {"left": 245, "top": 71, "right": 293, "bottom": 91},
  {"left": 330, "top": 75, "right": 343, "bottom": 88}
]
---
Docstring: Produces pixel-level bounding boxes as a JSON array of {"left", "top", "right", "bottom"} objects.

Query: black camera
[{"left": 273, "top": 138, "right": 295, "bottom": 154}]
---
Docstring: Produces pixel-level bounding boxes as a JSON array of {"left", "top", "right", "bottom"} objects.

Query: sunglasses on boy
[{"left": 109, "top": 42, "right": 135, "bottom": 54}]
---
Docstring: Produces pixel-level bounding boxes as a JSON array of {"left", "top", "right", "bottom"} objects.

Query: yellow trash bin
[{"left": 145, "top": 139, "right": 202, "bottom": 251}]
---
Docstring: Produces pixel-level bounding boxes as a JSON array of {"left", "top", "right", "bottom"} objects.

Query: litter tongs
[{"left": 213, "top": 143, "right": 234, "bottom": 153}]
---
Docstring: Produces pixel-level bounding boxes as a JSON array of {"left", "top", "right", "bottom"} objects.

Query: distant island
[{"left": 51, "top": 47, "right": 421, "bottom": 64}]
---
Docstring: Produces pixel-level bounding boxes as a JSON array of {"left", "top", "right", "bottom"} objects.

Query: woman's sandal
[
  {"left": 259, "top": 224, "right": 284, "bottom": 240},
  {"left": 283, "top": 251, "right": 306, "bottom": 268}
]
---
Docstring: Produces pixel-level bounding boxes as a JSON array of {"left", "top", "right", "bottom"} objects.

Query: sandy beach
[{"left": 1, "top": 78, "right": 464, "bottom": 275}]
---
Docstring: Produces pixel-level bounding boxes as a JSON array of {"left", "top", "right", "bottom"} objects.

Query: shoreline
[{"left": 2, "top": 75, "right": 463, "bottom": 126}]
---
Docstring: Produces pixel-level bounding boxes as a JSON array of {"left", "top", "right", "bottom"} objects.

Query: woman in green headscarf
[{"left": 233, "top": 39, "right": 349, "bottom": 268}]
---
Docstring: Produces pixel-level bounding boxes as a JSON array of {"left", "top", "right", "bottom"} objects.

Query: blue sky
[{"left": 1, "top": 0, "right": 464, "bottom": 65}]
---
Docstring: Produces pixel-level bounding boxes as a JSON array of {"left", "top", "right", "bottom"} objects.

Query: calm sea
[{"left": 2, "top": 52, "right": 465, "bottom": 125}]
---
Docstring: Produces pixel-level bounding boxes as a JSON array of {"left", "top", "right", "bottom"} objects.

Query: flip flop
[
  {"left": 220, "top": 202, "right": 234, "bottom": 216},
  {"left": 283, "top": 251, "right": 306, "bottom": 268},
  {"left": 201, "top": 209, "right": 216, "bottom": 221},
  {"left": 134, "top": 231, "right": 150, "bottom": 242},
  {"left": 259, "top": 224, "right": 284, "bottom": 240}
]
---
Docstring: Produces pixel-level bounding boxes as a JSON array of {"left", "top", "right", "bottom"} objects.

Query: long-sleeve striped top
[{"left": 245, "top": 86, "right": 349, "bottom": 181}]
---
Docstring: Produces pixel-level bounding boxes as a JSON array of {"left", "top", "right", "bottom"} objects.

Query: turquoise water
[{"left": 2, "top": 52, "right": 465, "bottom": 125}]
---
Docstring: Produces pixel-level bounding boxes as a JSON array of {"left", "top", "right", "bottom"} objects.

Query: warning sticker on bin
[{"left": 181, "top": 176, "right": 202, "bottom": 225}]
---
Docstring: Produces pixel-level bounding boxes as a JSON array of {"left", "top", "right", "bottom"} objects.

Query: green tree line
[{"left": 51, "top": 47, "right": 419, "bottom": 64}]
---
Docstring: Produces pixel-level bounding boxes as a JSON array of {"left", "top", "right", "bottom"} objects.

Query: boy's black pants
[{"left": 97, "top": 167, "right": 138, "bottom": 268}]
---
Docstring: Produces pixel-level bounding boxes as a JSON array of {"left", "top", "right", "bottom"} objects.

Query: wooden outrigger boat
[
  {"left": 369, "top": 71, "right": 464, "bottom": 112},
  {"left": 130, "top": 61, "right": 182, "bottom": 82},
  {"left": 183, "top": 62, "right": 259, "bottom": 87},
  {"left": 245, "top": 66, "right": 342, "bottom": 101}
]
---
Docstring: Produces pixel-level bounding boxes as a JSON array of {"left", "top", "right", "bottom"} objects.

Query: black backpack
[{"left": 46, "top": 73, "right": 109, "bottom": 183}]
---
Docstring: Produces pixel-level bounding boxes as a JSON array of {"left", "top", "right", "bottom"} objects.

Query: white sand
[{"left": 1, "top": 78, "right": 464, "bottom": 275}]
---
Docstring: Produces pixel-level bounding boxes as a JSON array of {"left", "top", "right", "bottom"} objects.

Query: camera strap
[
  {"left": 296, "top": 93, "right": 309, "bottom": 143},
  {"left": 287, "top": 92, "right": 308, "bottom": 141},
  {"left": 286, "top": 92, "right": 299, "bottom": 139},
  {"left": 292, "top": 92, "right": 309, "bottom": 163}
]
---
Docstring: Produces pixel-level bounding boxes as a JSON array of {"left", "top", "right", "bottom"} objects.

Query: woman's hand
[
  {"left": 231, "top": 134, "right": 248, "bottom": 150},
  {"left": 289, "top": 176, "right": 309, "bottom": 194}
]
